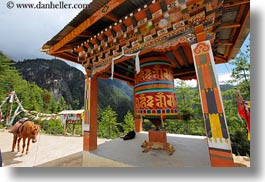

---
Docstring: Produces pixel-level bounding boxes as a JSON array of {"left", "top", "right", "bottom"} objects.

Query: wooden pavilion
[
  {"left": 58, "top": 109, "right": 84, "bottom": 136},
  {"left": 41, "top": 0, "right": 250, "bottom": 167}
]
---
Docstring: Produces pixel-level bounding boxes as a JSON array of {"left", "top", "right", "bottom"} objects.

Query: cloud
[
  {"left": 63, "top": 60, "right": 86, "bottom": 74},
  {"left": 217, "top": 73, "right": 233, "bottom": 84},
  {"left": 0, "top": 0, "right": 91, "bottom": 61},
  {"left": 174, "top": 72, "right": 233, "bottom": 88},
  {"left": 174, "top": 79, "right": 197, "bottom": 87}
]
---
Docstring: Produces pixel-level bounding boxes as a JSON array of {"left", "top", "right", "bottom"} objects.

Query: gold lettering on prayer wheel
[{"left": 135, "top": 58, "right": 178, "bottom": 128}]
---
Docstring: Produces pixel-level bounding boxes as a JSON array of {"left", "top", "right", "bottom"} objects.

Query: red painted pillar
[
  {"left": 191, "top": 40, "right": 234, "bottom": 167},
  {"left": 134, "top": 87, "right": 143, "bottom": 132},
  {"left": 134, "top": 117, "right": 143, "bottom": 132},
  {"left": 83, "top": 74, "right": 98, "bottom": 151}
]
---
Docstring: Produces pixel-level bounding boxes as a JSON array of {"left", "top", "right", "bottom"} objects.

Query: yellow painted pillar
[{"left": 191, "top": 40, "right": 234, "bottom": 167}]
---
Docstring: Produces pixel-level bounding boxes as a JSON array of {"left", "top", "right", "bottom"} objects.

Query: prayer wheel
[{"left": 134, "top": 57, "right": 178, "bottom": 128}]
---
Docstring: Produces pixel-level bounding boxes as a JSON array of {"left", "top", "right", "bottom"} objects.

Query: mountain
[
  {"left": 220, "top": 84, "right": 235, "bottom": 91},
  {"left": 15, "top": 59, "right": 85, "bottom": 109},
  {"left": 15, "top": 59, "right": 134, "bottom": 121}
]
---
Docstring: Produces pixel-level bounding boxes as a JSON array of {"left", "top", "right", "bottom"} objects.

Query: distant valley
[{"left": 15, "top": 58, "right": 134, "bottom": 121}]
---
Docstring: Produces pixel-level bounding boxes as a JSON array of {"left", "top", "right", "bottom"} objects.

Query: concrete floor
[
  {"left": 1, "top": 130, "right": 211, "bottom": 167},
  {"left": 38, "top": 132, "right": 211, "bottom": 167},
  {"left": 83, "top": 132, "right": 211, "bottom": 167}
]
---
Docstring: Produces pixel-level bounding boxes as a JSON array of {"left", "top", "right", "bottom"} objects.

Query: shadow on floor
[
  {"left": 36, "top": 152, "right": 83, "bottom": 167},
  {"left": 2, "top": 151, "right": 23, "bottom": 166}
]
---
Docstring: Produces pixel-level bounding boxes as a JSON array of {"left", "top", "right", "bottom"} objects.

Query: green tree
[
  {"left": 153, "top": 80, "right": 204, "bottom": 135},
  {"left": 0, "top": 52, "right": 22, "bottom": 98},
  {"left": 57, "top": 96, "right": 67, "bottom": 111},
  {"left": 175, "top": 80, "right": 192, "bottom": 120},
  {"left": 221, "top": 88, "right": 250, "bottom": 156},
  {"left": 72, "top": 99, "right": 80, "bottom": 110},
  {"left": 122, "top": 110, "right": 134, "bottom": 133},
  {"left": 229, "top": 39, "right": 250, "bottom": 100},
  {"left": 98, "top": 106, "right": 120, "bottom": 139},
  {"left": 226, "top": 37, "right": 250, "bottom": 156},
  {"left": 175, "top": 80, "right": 202, "bottom": 121},
  {"left": 39, "top": 119, "right": 64, "bottom": 135},
  {"left": 0, "top": 52, "right": 67, "bottom": 127},
  {"left": 142, "top": 118, "right": 153, "bottom": 131}
]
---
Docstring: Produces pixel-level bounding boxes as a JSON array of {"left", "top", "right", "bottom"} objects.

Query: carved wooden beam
[
  {"left": 113, "top": 72, "right": 135, "bottom": 82},
  {"left": 227, "top": 7, "right": 250, "bottom": 60},
  {"left": 219, "top": 23, "right": 241, "bottom": 29},
  {"left": 214, "top": 54, "right": 228, "bottom": 63},
  {"left": 77, "top": 31, "right": 93, "bottom": 38},
  {"left": 49, "top": 0, "right": 125, "bottom": 54},
  {"left": 173, "top": 70, "right": 195, "bottom": 77},
  {"left": 61, "top": 52, "right": 77, "bottom": 60},
  {"left": 54, "top": 53, "right": 76, "bottom": 63},
  {"left": 104, "top": 13, "right": 119, "bottom": 22},
  {"left": 217, "top": 41, "right": 233, "bottom": 46},
  {"left": 223, "top": 0, "right": 250, "bottom": 8}
]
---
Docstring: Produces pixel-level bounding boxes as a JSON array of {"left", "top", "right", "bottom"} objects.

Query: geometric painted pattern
[{"left": 191, "top": 40, "right": 234, "bottom": 167}]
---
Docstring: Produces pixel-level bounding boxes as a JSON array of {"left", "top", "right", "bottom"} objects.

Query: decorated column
[
  {"left": 191, "top": 40, "right": 234, "bottom": 167},
  {"left": 83, "top": 73, "right": 98, "bottom": 151}
]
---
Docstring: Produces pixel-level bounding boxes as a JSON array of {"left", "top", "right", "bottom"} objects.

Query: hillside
[
  {"left": 15, "top": 58, "right": 133, "bottom": 120},
  {"left": 15, "top": 59, "right": 84, "bottom": 109},
  {"left": 0, "top": 53, "right": 64, "bottom": 116}
]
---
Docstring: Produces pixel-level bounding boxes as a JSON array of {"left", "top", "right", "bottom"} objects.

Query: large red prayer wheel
[{"left": 134, "top": 57, "right": 178, "bottom": 128}]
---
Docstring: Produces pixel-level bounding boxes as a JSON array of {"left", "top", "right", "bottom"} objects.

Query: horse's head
[{"left": 31, "top": 124, "right": 40, "bottom": 143}]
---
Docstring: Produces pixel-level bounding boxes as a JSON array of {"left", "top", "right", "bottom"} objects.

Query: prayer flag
[{"left": 236, "top": 90, "right": 250, "bottom": 140}]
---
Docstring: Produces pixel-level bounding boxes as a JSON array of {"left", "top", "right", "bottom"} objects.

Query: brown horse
[{"left": 11, "top": 121, "right": 40, "bottom": 155}]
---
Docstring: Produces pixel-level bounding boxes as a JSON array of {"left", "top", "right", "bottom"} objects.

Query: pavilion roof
[{"left": 41, "top": 0, "right": 250, "bottom": 83}]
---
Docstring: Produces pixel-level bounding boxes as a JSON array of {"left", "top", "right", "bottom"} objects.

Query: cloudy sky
[
  {"left": 0, "top": 0, "right": 248, "bottom": 80},
  {"left": 0, "top": 0, "right": 91, "bottom": 72}
]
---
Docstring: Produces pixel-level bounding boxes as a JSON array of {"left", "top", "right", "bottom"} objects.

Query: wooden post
[
  {"left": 5, "top": 97, "right": 13, "bottom": 126},
  {"left": 134, "top": 116, "right": 142, "bottom": 132},
  {"left": 83, "top": 74, "right": 98, "bottom": 151},
  {"left": 64, "top": 121, "right": 68, "bottom": 136},
  {"left": 134, "top": 87, "right": 142, "bottom": 132},
  {"left": 73, "top": 123, "right": 76, "bottom": 136},
  {"left": 191, "top": 40, "right": 234, "bottom": 167}
]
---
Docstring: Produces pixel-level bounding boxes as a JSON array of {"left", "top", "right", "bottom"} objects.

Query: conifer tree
[
  {"left": 98, "top": 105, "right": 119, "bottom": 139},
  {"left": 122, "top": 110, "right": 134, "bottom": 133}
]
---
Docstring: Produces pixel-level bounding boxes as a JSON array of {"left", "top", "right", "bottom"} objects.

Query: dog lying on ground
[
  {"left": 141, "top": 140, "right": 175, "bottom": 155},
  {"left": 120, "top": 130, "right": 136, "bottom": 140}
]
